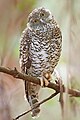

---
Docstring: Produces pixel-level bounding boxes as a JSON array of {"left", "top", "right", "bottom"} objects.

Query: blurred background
[{"left": 0, "top": 0, "right": 80, "bottom": 120}]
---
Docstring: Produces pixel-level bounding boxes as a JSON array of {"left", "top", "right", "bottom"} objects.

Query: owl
[{"left": 19, "top": 7, "right": 62, "bottom": 118}]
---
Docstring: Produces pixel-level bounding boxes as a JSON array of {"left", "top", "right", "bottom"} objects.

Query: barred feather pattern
[{"left": 19, "top": 7, "right": 62, "bottom": 118}]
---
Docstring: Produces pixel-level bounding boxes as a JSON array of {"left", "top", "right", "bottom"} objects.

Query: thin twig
[
  {"left": 13, "top": 92, "right": 59, "bottom": 120},
  {"left": 59, "top": 79, "right": 64, "bottom": 117},
  {"left": 55, "top": 72, "right": 64, "bottom": 117},
  {"left": 54, "top": 69, "right": 64, "bottom": 115}
]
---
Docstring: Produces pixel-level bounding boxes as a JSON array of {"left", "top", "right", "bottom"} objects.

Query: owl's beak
[{"left": 40, "top": 19, "right": 46, "bottom": 25}]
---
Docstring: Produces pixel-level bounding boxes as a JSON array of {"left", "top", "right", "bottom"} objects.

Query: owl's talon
[
  {"left": 44, "top": 77, "right": 50, "bottom": 86},
  {"left": 40, "top": 78, "right": 49, "bottom": 87},
  {"left": 40, "top": 71, "right": 51, "bottom": 87},
  {"left": 55, "top": 79, "right": 60, "bottom": 84},
  {"left": 40, "top": 79, "right": 44, "bottom": 87}
]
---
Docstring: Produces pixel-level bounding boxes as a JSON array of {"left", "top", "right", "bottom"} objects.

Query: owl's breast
[
  {"left": 28, "top": 35, "right": 51, "bottom": 76},
  {"left": 28, "top": 25, "right": 61, "bottom": 76}
]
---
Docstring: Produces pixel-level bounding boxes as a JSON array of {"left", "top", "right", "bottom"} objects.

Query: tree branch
[
  {"left": 13, "top": 92, "right": 58, "bottom": 120},
  {"left": 0, "top": 66, "right": 80, "bottom": 97},
  {"left": 0, "top": 66, "right": 80, "bottom": 119}
]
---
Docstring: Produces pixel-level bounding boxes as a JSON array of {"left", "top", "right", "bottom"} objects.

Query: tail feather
[
  {"left": 25, "top": 81, "right": 40, "bottom": 118},
  {"left": 29, "top": 95, "right": 40, "bottom": 118}
]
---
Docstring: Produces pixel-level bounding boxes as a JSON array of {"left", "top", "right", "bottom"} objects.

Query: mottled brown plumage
[{"left": 19, "top": 7, "right": 62, "bottom": 118}]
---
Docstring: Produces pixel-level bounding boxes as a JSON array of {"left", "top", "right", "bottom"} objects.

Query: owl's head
[{"left": 27, "top": 7, "right": 53, "bottom": 29}]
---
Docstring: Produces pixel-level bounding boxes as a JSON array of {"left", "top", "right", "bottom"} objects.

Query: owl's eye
[
  {"left": 34, "top": 19, "right": 39, "bottom": 23},
  {"left": 40, "top": 13, "right": 45, "bottom": 17}
]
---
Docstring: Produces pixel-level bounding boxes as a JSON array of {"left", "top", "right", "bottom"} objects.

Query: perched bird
[{"left": 19, "top": 7, "right": 62, "bottom": 118}]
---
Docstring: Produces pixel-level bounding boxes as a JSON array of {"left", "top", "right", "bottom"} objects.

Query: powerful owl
[{"left": 19, "top": 7, "right": 62, "bottom": 118}]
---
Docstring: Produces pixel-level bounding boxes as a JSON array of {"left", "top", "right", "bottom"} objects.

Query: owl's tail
[{"left": 25, "top": 81, "right": 40, "bottom": 118}]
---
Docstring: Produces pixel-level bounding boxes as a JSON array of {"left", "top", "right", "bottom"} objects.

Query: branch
[
  {"left": 0, "top": 66, "right": 80, "bottom": 97},
  {"left": 13, "top": 92, "right": 58, "bottom": 120},
  {"left": 0, "top": 66, "right": 80, "bottom": 120}
]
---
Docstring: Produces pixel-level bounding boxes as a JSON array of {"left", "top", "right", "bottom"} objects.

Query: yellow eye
[
  {"left": 34, "top": 19, "right": 38, "bottom": 23},
  {"left": 40, "top": 13, "right": 45, "bottom": 17}
]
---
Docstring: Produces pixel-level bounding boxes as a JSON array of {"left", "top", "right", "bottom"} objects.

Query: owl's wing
[
  {"left": 19, "top": 28, "right": 32, "bottom": 105},
  {"left": 51, "top": 20, "right": 62, "bottom": 67},
  {"left": 19, "top": 28, "right": 31, "bottom": 73},
  {"left": 19, "top": 28, "right": 40, "bottom": 117},
  {"left": 52, "top": 23, "right": 62, "bottom": 41}
]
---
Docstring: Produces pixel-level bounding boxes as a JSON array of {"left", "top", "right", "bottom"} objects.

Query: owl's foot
[
  {"left": 40, "top": 77, "right": 49, "bottom": 87},
  {"left": 40, "top": 71, "right": 51, "bottom": 87}
]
